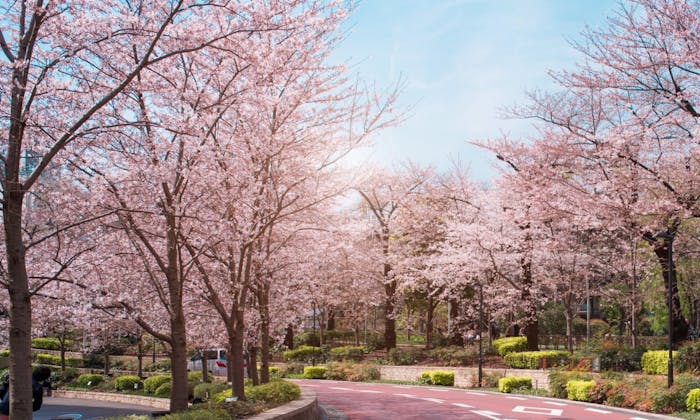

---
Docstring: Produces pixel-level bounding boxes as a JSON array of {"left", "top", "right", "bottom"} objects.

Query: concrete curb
[
  {"left": 52, "top": 388, "right": 319, "bottom": 420},
  {"left": 52, "top": 389, "right": 170, "bottom": 410},
  {"left": 247, "top": 388, "right": 318, "bottom": 420}
]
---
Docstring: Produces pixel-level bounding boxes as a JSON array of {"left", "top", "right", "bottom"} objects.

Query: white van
[{"left": 187, "top": 348, "right": 228, "bottom": 377}]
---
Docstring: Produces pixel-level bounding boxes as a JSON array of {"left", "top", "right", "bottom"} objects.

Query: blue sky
[{"left": 336, "top": 0, "right": 618, "bottom": 181}]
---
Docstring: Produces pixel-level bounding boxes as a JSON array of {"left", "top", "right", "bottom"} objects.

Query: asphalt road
[
  {"left": 34, "top": 396, "right": 159, "bottom": 420},
  {"left": 295, "top": 379, "right": 678, "bottom": 420}
]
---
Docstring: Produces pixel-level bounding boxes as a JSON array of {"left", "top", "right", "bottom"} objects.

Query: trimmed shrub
[
  {"left": 421, "top": 370, "right": 454, "bottom": 386},
  {"left": 325, "top": 362, "right": 379, "bottom": 382},
  {"left": 303, "top": 366, "right": 326, "bottom": 379},
  {"left": 596, "top": 341, "right": 646, "bottom": 372},
  {"left": 35, "top": 353, "right": 60, "bottom": 365},
  {"left": 187, "top": 371, "right": 203, "bottom": 383},
  {"left": 688, "top": 389, "right": 700, "bottom": 412},
  {"left": 154, "top": 382, "right": 171, "bottom": 397},
  {"left": 115, "top": 375, "right": 142, "bottom": 391},
  {"left": 498, "top": 376, "right": 532, "bottom": 393},
  {"left": 194, "top": 382, "right": 229, "bottom": 401},
  {"left": 32, "top": 337, "right": 71, "bottom": 350},
  {"left": 0, "top": 350, "right": 9, "bottom": 357},
  {"left": 492, "top": 337, "right": 527, "bottom": 356},
  {"left": 364, "top": 332, "right": 386, "bottom": 352},
  {"left": 269, "top": 366, "right": 280, "bottom": 375},
  {"left": 428, "top": 346, "right": 478, "bottom": 366},
  {"left": 144, "top": 375, "right": 172, "bottom": 394},
  {"left": 566, "top": 379, "right": 595, "bottom": 401},
  {"left": 247, "top": 380, "right": 301, "bottom": 404},
  {"left": 677, "top": 341, "right": 700, "bottom": 373},
  {"left": 649, "top": 374, "right": 700, "bottom": 413},
  {"left": 76, "top": 373, "right": 104, "bottom": 387},
  {"left": 504, "top": 350, "right": 570, "bottom": 369},
  {"left": 329, "top": 346, "right": 364, "bottom": 362},
  {"left": 388, "top": 347, "right": 424, "bottom": 365},
  {"left": 280, "top": 362, "right": 305, "bottom": 376},
  {"left": 548, "top": 370, "right": 593, "bottom": 399},
  {"left": 283, "top": 346, "right": 324, "bottom": 363},
  {"left": 641, "top": 350, "right": 676, "bottom": 374}
]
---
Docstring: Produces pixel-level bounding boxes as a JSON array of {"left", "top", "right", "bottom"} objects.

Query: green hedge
[
  {"left": 144, "top": 375, "right": 171, "bottom": 394},
  {"left": 492, "top": 337, "right": 527, "bottom": 356},
  {"left": 154, "top": 382, "right": 171, "bottom": 397},
  {"left": 247, "top": 380, "right": 300, "bottom": 404},
  {"left": 641, "top": 350, "right": 676, "bottom": 375},
  {"left": 303, "top": 366, "right": 326, "bottom": 379},
  {"left": 688, "top": 389, "right": 700, "bottom": 412},
  {"left": 76, "top": 373, "right": 104, "bottom": 387},
  {"left": 566, "top": 380, "right": 596, "bottom": 401},
  {"left": 420, "top": 370, "right": 454, "bottom": 386},
  {"left": 329, "top": 346, "right": 364, "bottom": 362},
  {"left": 115, "top": 375, "right": 142, "bottom": 391},
  {"left": 0, "top": 350, "right": 8, "bottom": 357},
  {"left": 194, "top": 382, "right": 230, "bottom": 400},
  {"left": 676, "top": 342, "right": 700, "bottom": 373},
  {"left": 283, "top": 346, "right": 324, "bottom": 363},
  {"left": 548, "top": 371, "right": 594, "bottom": 399},
  {"left": 504, "top": 350, "right": 569, "bottom": 369},
  {"left": 32, "top": 337, "right": 71, "bottom": 350},
  {"left": 498, "top": 376, "right": 532, "bottom": 393},
  {"left": 388, "top": 347, "right": 424, "bottom": 365},
  {"left": 325, "top": 362, "right": 379, "bottom": 382},
  {"left": 35, "top": 353, "right": 82, "bottom": 368}
]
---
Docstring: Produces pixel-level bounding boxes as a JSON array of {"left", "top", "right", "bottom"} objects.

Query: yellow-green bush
[
  {"left": 329, "top": 346, "right": 364, "bottom": 362},
  {"left": 32, "top": 337, "right": 71, "bottom": 350},
  {"left": 498, "top": 376, "right": 532, "bottom": 393},
  {"left": 641, "top": 350, "right": 676, "bottom": 375},
  {"left": 283, "top": 346, "right": 324, "bottom": 363},
  {"left": 193, "top": 382, "right": 229, "bottom": 400},
  {"left": 144, "top": 375, "right": 171, "bottom": 394},
  {"left": 302, "top": 366, "right": 326, "bottom": 379},
  {"left": 247, "top": 380, "right": 300, "bottom": 404},
  {"left": 688, "top": 389, "right": 700, "bottom": 412},
  {"left": 76, "top": 373, "right": 104, "bottom": 387},
  {"left": 566, "top": 379, "right": 596, "bottom": 401},
  {"left": 325, "top": 362, "right": 379, "bottom": 382},
  {"left": 504, "top": 350, "right": 569, "bottom": 369},
  {"left": 492, "top": 337, "right": 527, "bottom": 356},
  {"left": 419, "top": 370, "right": 454, "bottom": 386},
  {"left": 154, "top": 382, "right": 171, "bottom": 397},
  {"left": 115, "top": 375, "right": 142, "bottom": 391}
]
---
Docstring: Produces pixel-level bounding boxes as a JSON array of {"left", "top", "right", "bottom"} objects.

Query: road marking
[
  {"left": 513, "top": 406, "right": 563, "bottom": 416},
  {"left": 630, "top": 417, "right": 651, "bottom": 420},
  {"left": 428, "top": 387, "right": 449, "bottom": 392},
  {"left": 471, "top": 410, "right": 502, "bottom": 420},
  {"left": 585, "top": 408, "right": 612, "bottom": 414},
  {"left": 467, "top": 391, "right": 488, "bottom": 396},
  {"left": 394, "top": 393, "right": 420, "bottom": 399},
  {"left": 329, "top": 387, "right": 354, "bottom": 391},
  {"left": 543, "top": 401, "right": 567, "bottom": 406},
  {"left": 505, "top": 396, "right": 528, "bottom": 401},
  {"left": 419, "top": 397, "right": 445, "bottom": 404},
  {"left": 391, "top": 385, "right": 413, "bottom": 389},
  {"left": 357, "top": 389, "right": 382, "bottom": 394},
  {"left": 301, "top": 384, "right": 319, "bottom": 387},
  {"left": 452, "top": 403, "right": 474, "bottom": 409}
]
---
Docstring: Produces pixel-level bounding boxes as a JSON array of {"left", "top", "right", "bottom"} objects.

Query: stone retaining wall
[
  {"left": 379, "top": 365, "right": 551, "bottom": 390},
  {"left": 52, "top": 389, "right": 170, "bottom": 410}
]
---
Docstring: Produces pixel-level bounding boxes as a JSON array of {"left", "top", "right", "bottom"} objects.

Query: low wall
[
  {"left": 379, "top": 365, "right": 551, "bottom": 390},
  {"left": 53, "top": 388, "right": 319, "bottom": 420},
  {"left": 52, "top": 389, "right": 170, "bottom": 410}
]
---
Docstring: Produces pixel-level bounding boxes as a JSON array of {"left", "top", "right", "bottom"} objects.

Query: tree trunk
[
  {"left": 103, "top": 352, "right": 110, "bottom": 376},
  {"left": 5, "top": 190, "right": 34, "bottom": 419},
  {"left": 384, "top": 275, "right": 397, "bottom": 350},
  {"left": 247, "top": 345, "right": 259, "bottom": 386},
  {"left": 200, "top": 349, "right": 209, "bottom": 383},
  {"left": 228, "top": 310, "right": 247, "bottom": 401},
  {"left": 259, "top": 295, "right": 271, "bottom": 384},
  {"left": 425, "top": 295, "right": 434, "bottom": 350},
  {"left": 137, "top": 340, "right": 144, "bottom": 379},
  {"left": 284, "top": 325, "right": 294, "bottom": 350},
  {"left": 327, "top": 309, "right": 336, "bottom": 331},
  {"left": 448, "top": 299, "right": 465, "bottom": 347},
  {"left": 168, "top": 311, "right": 189, "bottom": 412},
  {"left": 653, "top": 241, "right": 689, "bottom": 345},
  {"left": 60, "top": 346, "right": 66, "bottom": 373},
  {"left": 564, "top": 312, "right": 573, "bottom": 353}
]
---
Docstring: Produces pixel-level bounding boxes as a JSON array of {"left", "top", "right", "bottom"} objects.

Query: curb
[
  {"left": 247, "top": 388, "right": 318, "bottom": 420},
  {"left": 52, "top": 389, "right": 170, "bottom": 410},
  {"left": 52, "top": 388, "right": 319, "bottom": 419}
]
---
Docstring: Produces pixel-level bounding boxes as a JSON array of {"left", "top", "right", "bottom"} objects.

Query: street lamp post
[
  {"left": 654, "top": 231, "right": 674, "bottom": 388},
  {"left": 312, "top": 301, "right": 317, "bottom": 367}
]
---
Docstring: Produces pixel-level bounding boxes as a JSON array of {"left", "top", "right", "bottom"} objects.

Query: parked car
[{"left": 187, "top": 348, "right": 248, "bottom": 378}]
